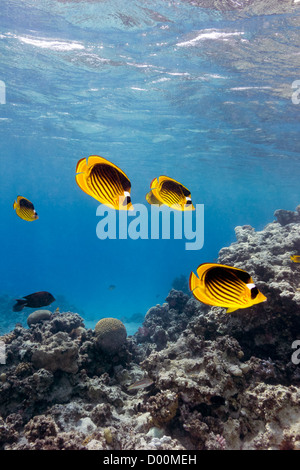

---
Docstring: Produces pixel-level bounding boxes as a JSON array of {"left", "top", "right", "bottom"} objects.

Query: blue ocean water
[{"left": 0, "top": 0, "right": 299, "bottom": 332}]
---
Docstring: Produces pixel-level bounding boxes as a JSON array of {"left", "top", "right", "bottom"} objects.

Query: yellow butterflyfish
[{"left": 189, "top": 263, "right": 267, "bottom": 313}]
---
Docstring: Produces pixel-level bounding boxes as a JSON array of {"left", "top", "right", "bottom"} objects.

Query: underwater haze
[{"left": 0, "top": 0, "right": 300, "bottom": 332}]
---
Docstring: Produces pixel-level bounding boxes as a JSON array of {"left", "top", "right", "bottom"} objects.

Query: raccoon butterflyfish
[
  {"left": 291, "top": 255, "right": 300, "bottom": 263},
  {"left": 145, "top": 176, "right": 195, "bottom": 211},
  {"left": 13, "top": 196, "right": 38, "bottom": 222},
  {"left": 189, "top": 263, "right": 267, "bottom": 313},
  {"left": 13, "top": 291, "right": 55, "bottom": 312},
  {"left": 75, "top": 155, "right": 133, "bottom": 210}
]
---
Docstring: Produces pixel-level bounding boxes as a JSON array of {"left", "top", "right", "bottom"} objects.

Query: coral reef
[
  {"left": 0, "top": 294, "right": 84, "bottom": 336},
  {"left": 0, "top": 205, "right": 299, "bottom": 450},
  {"left": 27, "top": 310, "right": 52, "bottom": 327},
  {"left": 95, "top": 318, "right": 127, "bottom": 354}
]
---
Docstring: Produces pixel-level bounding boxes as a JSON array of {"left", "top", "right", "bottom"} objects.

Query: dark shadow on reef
[{"left": 0, "top": 205, "right": 300, "bottom": 450}]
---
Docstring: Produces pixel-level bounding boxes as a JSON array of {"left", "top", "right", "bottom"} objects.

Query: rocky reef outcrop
[{"left": 0, "top": 205, "right": 299, "bottom": 450}]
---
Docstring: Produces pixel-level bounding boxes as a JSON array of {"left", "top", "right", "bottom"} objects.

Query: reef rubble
[{"left": 0, "top": 205, "right": 300, "bottom": 450}]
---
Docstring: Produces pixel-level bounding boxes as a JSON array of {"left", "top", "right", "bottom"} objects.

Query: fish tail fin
[
  {"left": 75, "top": 158, "right": 92, "bottom": 196},
  {"left": 189, "top": 271, "right": 200, "bottom": 293},
  {"left": 146, "top": 190, "right": 162, "bottom": 206},
  {"left": 75, "top": 157, "right": 88, "bottom": 175},
  {"left": 12, "top": 299, "right": 27, "bottom": 312},
  {"left": 150, "top": 177, "right": 159, "bottom": 190}
]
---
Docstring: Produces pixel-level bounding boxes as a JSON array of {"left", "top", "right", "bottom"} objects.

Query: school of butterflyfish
[{"left": 12, "top": 154, "right": 299, "bottom": 314}]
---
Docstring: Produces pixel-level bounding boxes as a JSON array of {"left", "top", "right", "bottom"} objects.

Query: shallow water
[{"left": 0, "top": 0, "right": 300, "bottom": 330}]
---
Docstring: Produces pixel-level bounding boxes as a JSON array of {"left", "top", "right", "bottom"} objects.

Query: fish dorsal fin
[
  {"left": 196, "top": 263, "right": 251, "bottom": 284},
  {"left": 230, "top": 268, "right": 252, "bottom": 284},
  {"left": 86, "top": 156, "right": 131, "bottom": 188},
  {"left": 196, "top": 263, "right": 220, "bottom": 282},
  {"left": 158, "top": 176, "right": 191, "bottom": 196},
  {"left": 117, "top": 170, "right": 131, "bottom": 192},
  {"left": 89, "top": 156, "right": 131, "bottom": 193},
  {"left": 205, "top": 265, "right": 247, "bottom": 292},
  {"left": 19, "top": 197, "right": 34, "bottom": 210},
  {"left": 195, "top": 263, "right": 247, "bottom": 302}
]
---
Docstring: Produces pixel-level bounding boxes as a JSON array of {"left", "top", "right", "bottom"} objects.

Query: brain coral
[
  {"left": 27, "top": 310, "right": 52, "bottom": 327},
  {"left": 94, "top": 318, "right": 127, "bottom": 354}
]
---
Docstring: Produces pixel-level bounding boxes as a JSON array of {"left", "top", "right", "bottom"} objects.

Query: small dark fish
[
  {"left": 108, "top": 284, "right": 116, "bottom": 291},
  {"left": 13, "top": 196, "right": 38, "bottom": 222},
  {"left": 13, "top": 291, "right": 55, "bottom": 312},
  {"left": 128, "top": 377, "right": 154, "bottom": 391}
]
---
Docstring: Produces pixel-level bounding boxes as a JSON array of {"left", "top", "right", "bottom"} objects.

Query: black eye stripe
[
  {"left": 122, "top": 196, "right": 131, "bottom": 206},
  {"left": 251, "top": 286, "right": 259, "bottom": 299}
]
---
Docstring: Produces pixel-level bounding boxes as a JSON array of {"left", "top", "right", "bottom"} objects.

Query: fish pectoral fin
[
  {"left": 112, "top": 194, "right": 131, "bottom": 210},
  {"left": 113, "top": 194, "right": 122, "bottom": 208}
]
